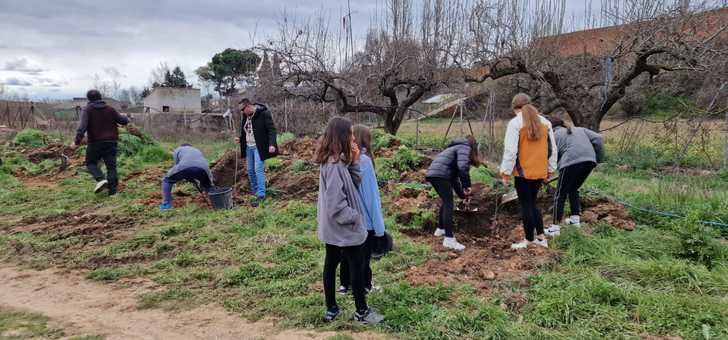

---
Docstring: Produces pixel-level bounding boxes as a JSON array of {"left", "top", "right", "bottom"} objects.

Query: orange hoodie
[{"left": 499, "top": 112, "right": 558, "bottom": 180}]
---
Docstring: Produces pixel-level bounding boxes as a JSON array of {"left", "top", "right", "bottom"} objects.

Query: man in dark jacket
[
  {"left": 73, "top": 89, "right": 129, "bottom": 195},
  {"left": 235, "top": 98, "right": 277, "bottom": 206}
]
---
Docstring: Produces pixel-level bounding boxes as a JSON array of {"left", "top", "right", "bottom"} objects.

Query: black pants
[
  {"left": 340, "top": 230, "right": 374, "bottom": 290},
  {"left": 515, "top": 177, "right": 544, "bottom": 241},
  {"left": 324, "top": 243, "right": 368, "bottom": 313},
  {"left": 553, "top": 162, "right": 596, "bottom": 223},
  {"left": 427, "top": 177, "right": 455, "bottom": 237},
  {"left": 86, "top": 141, "right": 118, "bottom": 190}
]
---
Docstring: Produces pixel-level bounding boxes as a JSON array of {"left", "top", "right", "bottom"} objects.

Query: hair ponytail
[
  {"left": 521, "top": 104, "right": 543, "bottom": 140},
  {"left": 511, "top": 93, "right": 543, "bottom": 140}
]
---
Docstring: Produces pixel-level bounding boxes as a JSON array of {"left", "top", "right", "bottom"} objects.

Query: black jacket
[
  {"left": 240, "top": 104, "right": 278, "bottom": 160},
  {"left": 75, "top": 101, "right": 129, "bottom": 145},
  {"left": 426, "top": 138, "right": 472, "bottom": 197}
]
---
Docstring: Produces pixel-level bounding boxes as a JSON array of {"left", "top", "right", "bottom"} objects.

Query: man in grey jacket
[
  {"left": 545, "top": 116, "right": 605, "bottom": 236},
  {"left": 160, "top": 144, "right": 214, "bottom": 210}
]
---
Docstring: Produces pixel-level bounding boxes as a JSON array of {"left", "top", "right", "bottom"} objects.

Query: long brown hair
[
  {"left": 547, "top": 115, "right": 573, "bottom": 134},
  {"left": 511, "top": 93, "right": 543, "bottom": 140},
  {"left": 466, "top": 135, "right": 482, "bottom": 167},
  {"left": 353, "top": 124, "right": 373, "bottom": 163},
  {"left": 315, "top": 117, "right": 354, "bottom": 164}
]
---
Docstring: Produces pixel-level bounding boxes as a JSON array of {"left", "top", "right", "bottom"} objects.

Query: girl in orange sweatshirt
[{"left": 499, "top": 93, "right": 557, "bottom": 250}]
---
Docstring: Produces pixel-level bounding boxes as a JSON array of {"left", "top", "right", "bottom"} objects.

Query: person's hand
[
  {"left": 234, "top": 137, "right": 240, "bottom": 144},
  {"left": 544, "top": 172, "right": 553, "bottom": 184},
  {"left": 351, "top": 142, "right": 360, "bottom": 162},
  {"left": 500, "top": 174, "right": 510, "bottom": 186},
  {"left": 268, "top": 145, "right": 276, "bottom": 154}
]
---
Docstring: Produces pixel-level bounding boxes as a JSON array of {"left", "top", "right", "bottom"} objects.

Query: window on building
[{"left": 162, "top": 106, "right": 170, "bottom": 112}]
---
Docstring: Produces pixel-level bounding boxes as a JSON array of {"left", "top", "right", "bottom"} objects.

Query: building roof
[{"left": 538, "top": 6, "right": 728, "bottom": 58}]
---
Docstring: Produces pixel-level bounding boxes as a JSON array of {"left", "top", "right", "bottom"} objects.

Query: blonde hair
[{"left": 511, "top": 93, "right": 543, "bottom": 140}]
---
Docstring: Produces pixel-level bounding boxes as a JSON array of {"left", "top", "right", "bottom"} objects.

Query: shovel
[
  {"left": 455, "top": 197, "right": 479, "bottom": 213},
  {"left": 500, "top": 174, "right": 559, "bottom": 204}
]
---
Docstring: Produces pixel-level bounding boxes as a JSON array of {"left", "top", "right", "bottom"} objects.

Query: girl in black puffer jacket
[{"left": 425, "top": 136, "right": 481, "bottom": 251}]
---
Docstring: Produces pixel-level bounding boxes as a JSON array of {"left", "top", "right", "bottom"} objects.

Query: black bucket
[{"left": 208, "top": 186, "right": 233, "bottom": 209}]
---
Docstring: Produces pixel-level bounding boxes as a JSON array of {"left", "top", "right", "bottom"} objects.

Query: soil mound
[
  {"left": 279, "top": 137, "right": 318, "bottom": 161},
  {"left": 186, "top": 146, "right": 320, "bottom": 205},
  {"left": 396, "top": 182, "right": 635, "bottom": 293}
]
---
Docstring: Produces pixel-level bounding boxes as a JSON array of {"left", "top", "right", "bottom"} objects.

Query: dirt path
[{"left": 0, "top": 264, "right": 378, "bottom": 340}]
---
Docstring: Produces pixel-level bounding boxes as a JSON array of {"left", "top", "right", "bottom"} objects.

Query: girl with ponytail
[
  {"left": 499, "top": 93, "right": 558, "bottom": 250},
  {"left": 544, "top": 116, "right": 605, "bottom": 237}
]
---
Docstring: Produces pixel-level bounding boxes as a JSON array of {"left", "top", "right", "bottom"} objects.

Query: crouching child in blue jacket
[
  {"left": 339, "top": 124, "right": 386, "bottom": 295},
  {"left": 160, "top": 144, "right": 214, "bottom": 210}
]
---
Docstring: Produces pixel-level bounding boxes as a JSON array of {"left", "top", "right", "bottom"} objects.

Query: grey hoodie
[
  {"left": 166, "top": 145, "right": 214, "bottom": 184},
  {"left": 317, "top": 159, "right": 367, "bottom": 247},
  {"left": 553, "top": 126, "right": 605, "bottom": 169}
]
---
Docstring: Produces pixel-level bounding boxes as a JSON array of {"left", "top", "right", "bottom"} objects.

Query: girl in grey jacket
[
  {"left": 545, "top": 116, "right": 605, "bottom": 236},
  {"left": 315, "top": 117, "right": 384, "bottom": 325}
]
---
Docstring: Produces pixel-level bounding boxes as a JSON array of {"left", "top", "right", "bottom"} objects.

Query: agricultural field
[{"left": 0, "top": 120, "right": 727, "bottom": 340}]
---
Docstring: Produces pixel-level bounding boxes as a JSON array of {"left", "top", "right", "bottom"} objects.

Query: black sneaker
[
  {"left": 323, "top": 306, "right": 340, "bottom": 322},
  {"left": 354, "top": 308, "right": 384, "bottom": 325},
  {"left": 337, "top": 285, "right": 349, "bottom": 295}
]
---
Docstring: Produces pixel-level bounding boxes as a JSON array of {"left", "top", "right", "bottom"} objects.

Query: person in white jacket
[{"left": 499, "top": 93, "right": 557, "bottom": 250}]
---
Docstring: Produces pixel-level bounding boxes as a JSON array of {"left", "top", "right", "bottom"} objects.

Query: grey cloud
[
  {"left": 104, "top": 67, "right": 124, "bottom": 79},
  {"left": 2, "top": 77, "right": 33, "bottom": 86},
  {"left": 36, "top": 77, "right": 66, "bottom": 87},
  {"left": 3, "top": 58, "right": 44, "bottom": 74}
]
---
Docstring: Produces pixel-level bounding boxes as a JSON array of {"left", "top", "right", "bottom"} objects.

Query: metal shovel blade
[{"left": 501, "top": 190, "right": 519, "bottom": 204}]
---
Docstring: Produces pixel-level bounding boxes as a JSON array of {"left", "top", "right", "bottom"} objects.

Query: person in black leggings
[
  {"left": 425, "top": 136, "right": 481, "bottom": 251},
  {"left": 545, "top": 116, "right": 605, "bottom": 236}
]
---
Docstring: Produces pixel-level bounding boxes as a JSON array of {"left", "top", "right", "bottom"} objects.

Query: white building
[{"left": 143, "top": 87, "right": 201, "bottom": 114}]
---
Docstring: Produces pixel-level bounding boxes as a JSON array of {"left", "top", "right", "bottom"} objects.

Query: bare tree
[
  {"left": 266, "top": 0, "right": 468, "bottom": 134},
  {"left": 150, "top": 62, "right": 170, "bottom": 87},
  {"left": 461, "top": 0, "right": 728, "bottom": 130}
]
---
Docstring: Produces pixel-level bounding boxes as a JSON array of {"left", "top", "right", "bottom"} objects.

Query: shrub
[
  {"left": 13, "top": 129, "right": 47, "bottom": 147},
  {"left": 392, "top": 145, "right": 423, "bottom": 172},
  {"left": 265, "top": 158, "right": 284, "bottom": 171},
  {"left": 291, "top": 159, "right": 311, "bottom": 172},
  {"left": 138, "top": 144, "right": 171, "bottom": 163},
  {"left": 372, "top": 128, "right": 402, "bottom": 151},
  {"left": 675, "top": 219, "right": 725, "bottom": 270},
  {"left": 118, "top": 132, "right": 145, "bottom": 157},
  {"left": 470, "top": 166, "right": 498, "bottom": 186},
  {"left": 278, "top": 132, "right": 295, "bottom": 145}
]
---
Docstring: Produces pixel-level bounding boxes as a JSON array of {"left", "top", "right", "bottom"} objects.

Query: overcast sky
[{"left": 0, "top": 0, "right": 595, "bottom": 100}]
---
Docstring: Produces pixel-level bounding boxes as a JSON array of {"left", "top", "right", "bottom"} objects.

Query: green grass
[
  {"left": 1, "top": 122, "right": 727, "bottom": 339},
  {"left": 0, "top": 307, "right": 103, "bottom": 339}
]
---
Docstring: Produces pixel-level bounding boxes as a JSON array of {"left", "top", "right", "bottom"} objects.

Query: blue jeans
[
  {"left": 246, "top": 145, "right": 266, "bottom": 198},
  {"left": 162, "top": 167, "right": 212, "bottom": 205}
]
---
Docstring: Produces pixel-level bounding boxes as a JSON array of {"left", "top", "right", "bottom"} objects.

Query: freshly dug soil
[{"left": 396, "top": 182, "right": 635, "bottom": 294}]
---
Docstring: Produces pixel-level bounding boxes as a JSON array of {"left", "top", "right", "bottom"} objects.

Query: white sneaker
[
  {"left": 532, "top": 238, "right": 549, "bottom": 248},
  {"left": 545, "top": 224, "right": 561, "bottom": 237},
  {"left": 94, "top": 179, "right": 108, "bottom": 193},
  {"left": 511, "top": 239, "right": 529, "bottom": 250},
  {"left": 443, "top": 237, "right": 465, "bottom": 251},
  {"left": 433, "top": 228, "right": 446, "bottom": 237},
  {"left": 566, "top": 215, "right": 581, "bottom": 227}
]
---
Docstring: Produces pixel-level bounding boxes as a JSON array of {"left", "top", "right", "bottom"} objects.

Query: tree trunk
[{"left": 383, "top": 108, "right": 401, "bottom": 135}]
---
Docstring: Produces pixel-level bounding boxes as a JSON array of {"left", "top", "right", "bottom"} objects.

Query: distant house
[{"left": 143, "top": 87, "right": 201, "bottom": 114}]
